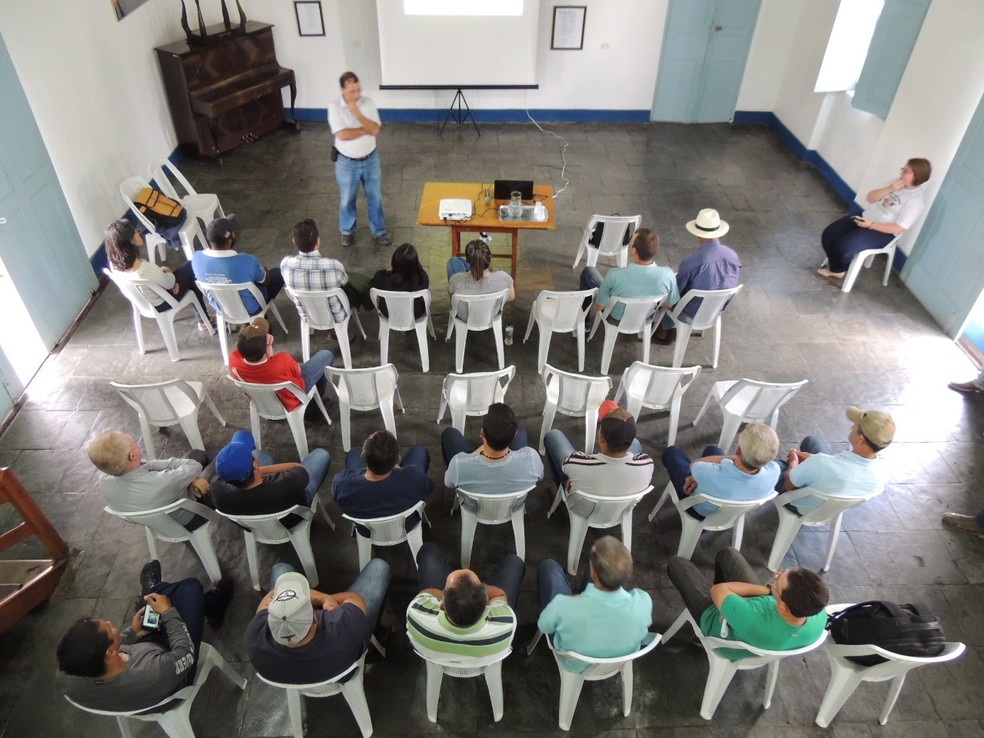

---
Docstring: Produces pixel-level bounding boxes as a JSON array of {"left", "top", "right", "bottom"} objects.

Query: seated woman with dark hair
[
  {"left": 370, "top": 242, "right": 430, "bottom": 318},
  {"left": 818, "top": 158, "right": 932, "bottom": 280},
  {"left": 105, "top": 218, "right": 210, "bottom": 326},
  {"left": 446, "top": 239, "right": 515, "bottom": 319}
]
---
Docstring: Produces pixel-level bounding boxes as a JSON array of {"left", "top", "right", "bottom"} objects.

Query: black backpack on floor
[{"left": 826, "top": 600, "right": 946, "bottom": 666}]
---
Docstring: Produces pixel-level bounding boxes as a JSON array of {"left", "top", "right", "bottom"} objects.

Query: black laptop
[{"left": 493, "top": 179, "right": 534, "bottom": 201}]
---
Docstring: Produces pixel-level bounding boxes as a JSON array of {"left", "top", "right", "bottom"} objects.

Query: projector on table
[{"left": 439, "top": 199, "right": 472, "bottom": 221}]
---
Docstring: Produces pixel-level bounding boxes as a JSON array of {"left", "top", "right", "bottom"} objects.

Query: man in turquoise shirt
[
  {"left": 667, "top": 548, "right": 828, "bottom": 659},
  {"left": 579, "top": 228, "right": 680, "bottom": 320},
  {"left": 537, "top": 536, "right": 653, "bottom": 670}
]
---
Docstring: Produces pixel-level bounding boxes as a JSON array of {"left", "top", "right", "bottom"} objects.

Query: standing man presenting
[{"left": 328, "top": 71, "right": 390, "bottom": 248}]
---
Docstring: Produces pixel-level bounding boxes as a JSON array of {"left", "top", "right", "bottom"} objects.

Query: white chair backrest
[
  {"left": 549, "top": 632, "right": 660, "bottom": 678},
  {"left": 543, "top": 365, "right": 612, "bottom": 416},
  {"left": 533, "top": 289, "right": 595, "bottom": 332},
  {"left": 680, "top": 490, "right": 778, "bottom": 528},
  {"left": 777, "top": 486, "right": 883, "bottom": 524},
  {"left": 601, "top": 295, "right": 667, "bottom": 333},
  {"left": 343, "top": 500, "right": 426, "bottom": 545},
  {"left": 104, "top": 269, "right": 181, "bottom": 318},
  {"left": 619, "top": 362, "right": 701, "bottom": 407},
  {"left": 286, "top": 286, "right": 352, "bottom": 328},
  {"left": 456, "top": 487, "right": 534, "bottom": 524},
  {"left": 198, "top": 281, "right": 267, "bottom": 323},
  {"left": 151, "top": 158, "right": 199, "bottom": 200},
  {"left": 105, "top": 499, "right": 215, "bottom": 541},
  {"left": 370, "top": 287, "right": 432, "bottom": 330},
  {"left": 255, "top": 654, "right": 363, "bottom": 695},
  {"left": 327, "top": 364, "right": 399, "bottom": 412},
  {"left": 442, "top": 367, "right": 515, "bottom": 415},
  {"left": 670, "top": 285, "right": 743, "bottom": 330},
  {"left": 585, "top": 214, "right": 641, "bottom": 258},
  {"left": 718, "top": 378, "right": 808, "bottom": 420},
  {"left": 450, "top": 289, "right": 510, "bottom": 329},
  {"left": 227, "top": 375, "right": 307, "bottom": 418},
  {"left": 567, "top": 487, "right": 653, "bottom": 527},
  {"left": 217, "top": 504, "right": 311, "bottom": 543},
  {"left": 120, "top": 176, "right": 161, "bottom": 235},
  {"left": 111, "top": 379, "right": 201, "bottom": 423}
]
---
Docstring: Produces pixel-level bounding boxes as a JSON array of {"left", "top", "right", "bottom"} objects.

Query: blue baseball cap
[{"left": 215, "top": 430, "right": 257, "bottom": 483}]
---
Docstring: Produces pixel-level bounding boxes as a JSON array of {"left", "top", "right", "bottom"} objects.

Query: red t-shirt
[{"left": 229, "top": 351, "right": 305, "bottom": 410}]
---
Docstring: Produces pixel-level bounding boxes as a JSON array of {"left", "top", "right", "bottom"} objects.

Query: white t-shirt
[
  {"left": 862, "top": 182, "right": 926, "bottom": 230},
  {"left": 328, "top": 95, "right": 380, "bottom": 159},
  {"left": 562, "top": 451, "right": 654, "bottom": 515}
]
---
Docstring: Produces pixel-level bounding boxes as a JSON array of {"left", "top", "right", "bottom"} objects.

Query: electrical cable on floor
[{"left": 525, "top": 109, "right": 570, "bottom": 199}]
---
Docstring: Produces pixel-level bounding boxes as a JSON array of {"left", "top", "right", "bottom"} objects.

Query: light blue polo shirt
[
  {"left": 788, "top": 451, "right": 887, "bottom": 513},
  {"left": 597, "top": 263, "right": 679, "bottom": 319},
  {"left": 690, "top": 459, "right": 780, "bottom": 517}
]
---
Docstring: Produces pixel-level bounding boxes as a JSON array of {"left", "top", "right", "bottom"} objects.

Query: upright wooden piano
[{"left": 156, "top": 21, "right": 298, "bottom": 161}]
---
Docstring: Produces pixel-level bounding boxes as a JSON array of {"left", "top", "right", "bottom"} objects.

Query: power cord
[{"left": 525, "top": 110, "right": 570, "bottom": 199}]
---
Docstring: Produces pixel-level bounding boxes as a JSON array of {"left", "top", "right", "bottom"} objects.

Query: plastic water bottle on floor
[{"left": 504, "top": 325, "right": 514, "bottom": 346}]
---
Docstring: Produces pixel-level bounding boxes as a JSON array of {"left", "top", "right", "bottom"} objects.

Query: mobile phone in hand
[{"left": 142, "top": 607, "right": 161, "bottom": 630}]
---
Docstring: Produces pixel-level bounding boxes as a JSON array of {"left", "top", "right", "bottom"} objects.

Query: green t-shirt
[{"left": 699, "top": 594, "right": 826, "bottom": 660}]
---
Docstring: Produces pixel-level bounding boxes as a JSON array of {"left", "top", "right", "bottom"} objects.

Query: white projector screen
[{"left": 376, "top": 0, "right": 539, "bottom": 88}]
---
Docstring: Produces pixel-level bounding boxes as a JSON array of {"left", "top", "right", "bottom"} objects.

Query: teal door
[
  {"left": 902, "top": 93, "right": 984, "bottom": 336},
  {"left": 0, "top": 31, "right": 97, "bottom": 358},
  {"left": 652, "top": 0, "right": 763, "bottom": 123}
]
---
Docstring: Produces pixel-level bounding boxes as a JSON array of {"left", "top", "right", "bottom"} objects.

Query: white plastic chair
[
  {"left": 446, "top": 288, "right": 510, "bottom": 373},
  {"left": 64, "top": 642, "right": 245, "bottom": 737},
  {"left": 613, "top": 362, "right": 702, "bottom": 446},
  {"left": 646, "top": 480, "right": 778, "bottom": 559},
  {"left": 217, "top": 499, "right": 331, "bottom": 590},
  {"left": 588, "top": 295, "right": 667, "bottom": 375},
  {"left": 815, "top": 603, "right": 965, "bottom": 727},
  {"left": 196, "top": 280, "right": 288, "bottom": 365},
  {"left": 104, "top": 499, "right": 223, "bottom": 585},
  {"left": 406, "top": 601, "right": 517, "bottom": 723},
  {"left": 455, "top": 487, "right": 533, "bottom": 568},
  {"left": 255, "top": 651, "right": 373, "bottom": 738},
  {"left": 572, "top": 214, "right": 642, "bottom": 269},
  {"left": 369, "top": 287, "right": 435, "bottom": 372},
  {"left": 226, "top": 375, "right": 331, "bottom": 460},
  {"left": 110, "top": 379, "right": 226, "bottom": 460},
  {"left": 821, "top": 234, "right": 901, "bottom": 293},
  {"left": 662, "top": 608, "right": 827, "bottom": 719},
  {"left": 523, "top": 289, "right": 597, "bottom": 372},
  {"left": 656, "top": 285, "right": 743, "bottom": 369},
  {"left": 120, "top": 175, "right": 202, "bottom": 261},
  {"left": 532, "top": 631, "right": 660, "bottom": 731},
  {"left": 547, "top": 486, "right": 653, "bottom": 575},
  {"left": 436, "top": 366, "right": 515, "bottom": 435},
  {"left": 767, "top": 486, "right": 884, "bottom": 573},
  {"left": 691, "top": 377, "right": 809, "bottom": 451},
  {"left": 538, "top": 364, "right": 612, "bottom": 454},
  {"left": 325, "top": 364, "right": 404, "bottom": 453},
  {"left": 104, "top": 268, "right": 213, "bottom": 362},
  {"left": 342, "top": 500, "right": 429, "bottom": 570},
  {"left": 150, "top": 158, "right": 225, "bottom": 234},
  {"left": 285, "top": 286, "right": 366, "bottom": 368}
]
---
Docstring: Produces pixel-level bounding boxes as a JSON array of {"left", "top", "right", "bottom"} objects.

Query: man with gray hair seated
[
  {"left": 661, "top": 422, "right": 781, "bottom": 519},
  {"left": 536, "top": 536, "right": 652, "bottom": 662},
  {"left": 87, "top": 429, "right": 213, "bottom": 529}
]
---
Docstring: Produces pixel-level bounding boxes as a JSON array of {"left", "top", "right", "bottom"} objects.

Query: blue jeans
[
  {"left": 662, "top": 444, "right": 724, "bottom": 519},
  {"left": 335, "top": 150, "right": 386, "bottom": 237},
  {"left": 440, "top": 424, "right": 530, "bottom": 465},
  {"left": 446, "top": 256, "right": 468, "bottom": 280},
  {"left": 774, "top": 435, "right": 831, "bottom": 494},
  {"left": 543, "top": 429, "right": 643, "bottom": 490},
  {"left": 820, "top": 216, "right": 895, "bottom": 273},
  {"left": 416, "top": 542, "right": 525, "bottom": 608},
  {"left": 299, "top": 449, "right": 332, "bottom": 504},
  {"left": 270, "top": 559, "right": 391, "bottom": 634},
  {"left": 144, "top": 578, "right": 206, "bottom": 681},
  {"left": 537, "top": 559, "right": 591, "bottom": 608},
  {"left": 300, "top": 349, "right": 335, "bottom": 398},
  {"left": 344, "top": 445, "right": 430, "bottom": 474}
]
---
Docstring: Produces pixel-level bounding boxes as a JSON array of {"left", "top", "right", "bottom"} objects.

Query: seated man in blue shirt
[
  {"left": 537, "top": 536, "right": 652, "bottom": 668},
  {"left": 661, "top": 422, "right": 780, "bottom": 519}
]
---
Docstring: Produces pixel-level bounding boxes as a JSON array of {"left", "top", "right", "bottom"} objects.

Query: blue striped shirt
[
  {"left": 280, "top": 251, "right": 349, "bottom": 321},
  {"left": 675, "top": 239, "right": 741, "bottom": 317}
]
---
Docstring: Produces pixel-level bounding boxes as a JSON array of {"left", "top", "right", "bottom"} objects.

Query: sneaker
[
  {"left": 140, "top": 560, "right": 162, "bottom": 596},
  {"left": 373, "top": 233, "right": 392, "bottom": 247},
  {"left": 942, "top": 513, "right": 984, "bottom": 541},
  {"left": 204, "top": 578, "right": 235, "bottom": 630},
  {"left": 340, "top": 233, "right": 354, "bottom": 247},
  {"left": 947, "top": 381, "right": 983, "bottom": 395}
]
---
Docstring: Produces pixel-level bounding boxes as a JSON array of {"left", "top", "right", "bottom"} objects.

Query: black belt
[{"left": 340, "top": 150, "right": 375, "bottom": 162}]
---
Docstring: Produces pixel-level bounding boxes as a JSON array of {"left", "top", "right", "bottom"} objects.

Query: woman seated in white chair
[
  {"left": 106, "top": 218, "right": 211, "bottom": 329},
  {"left": 371, "top": 242, "right": 430, "bottom": 318},
  {"left": 817, "top": 158, "right": 931, "bottom": 280},
  {"left": 446, "top": 239, "right": 516, "bottom": 318}
]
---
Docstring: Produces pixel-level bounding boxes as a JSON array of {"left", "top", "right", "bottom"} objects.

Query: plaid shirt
[{"left": 280, "top": 252, "right": 349, "bottom": 321}]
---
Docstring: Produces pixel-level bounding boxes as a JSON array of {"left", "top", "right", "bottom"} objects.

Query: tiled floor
[{"left": 1, "top": 121, "right": 982, "bottom": 737}]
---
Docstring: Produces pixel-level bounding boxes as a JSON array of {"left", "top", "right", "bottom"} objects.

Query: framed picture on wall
[
  {"left": 551, "top": 6, "right": 586, "bottom": 50},
  {"left": 295, "top": 1, "right": 326, "bottom": 37}
]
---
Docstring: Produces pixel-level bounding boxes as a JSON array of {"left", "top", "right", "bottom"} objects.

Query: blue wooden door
[
  {"left": 902, "top": 93, "right": 984, "bottom": 337},
  {"left": 652, "top": 0, "right": 763, "bottom": 123},
  {"left": 0, "top": 31, "right": 97, "bottom": 360}
]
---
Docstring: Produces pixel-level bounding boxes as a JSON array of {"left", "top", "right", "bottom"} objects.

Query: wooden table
[{"left": 417, "top": 182, "right": 556, "bottom": 278}]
